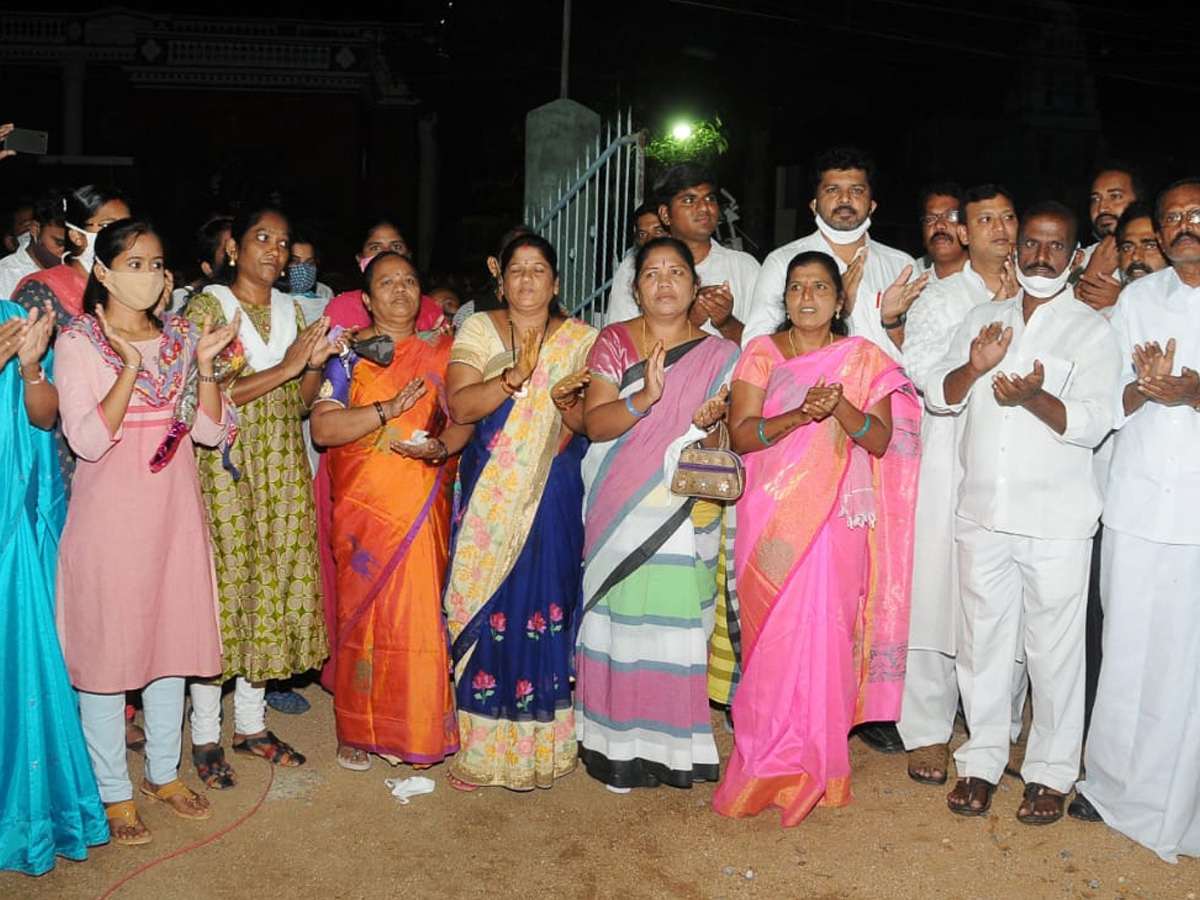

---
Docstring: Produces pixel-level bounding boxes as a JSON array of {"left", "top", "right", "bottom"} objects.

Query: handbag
[{"left": 669, "top": 420, "right": 744, "bottom": 501}]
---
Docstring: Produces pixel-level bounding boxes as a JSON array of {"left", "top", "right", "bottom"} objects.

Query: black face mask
[
  {"left": 27, "top": 235, "right": 64, "bottom": 269},
  {"left": 353, "top": 333, "right": 394, "bottom": 367}
]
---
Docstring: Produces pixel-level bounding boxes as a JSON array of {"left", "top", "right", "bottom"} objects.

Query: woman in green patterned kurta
[{"left": 185, "top": 208, "right": 339, "bottom": 789}]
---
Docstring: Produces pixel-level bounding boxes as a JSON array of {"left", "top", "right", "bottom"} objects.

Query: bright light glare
[{"left": 671, "top": 122, "right": 694, "bottom": 141}]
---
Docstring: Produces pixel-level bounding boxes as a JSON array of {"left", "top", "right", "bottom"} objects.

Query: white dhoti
[
  {"left": 952, "top": 517, "right": 1089, "bottom": 791},
  {"left": 1077, "top": 528, "right": 1200, "bottom": 863}
]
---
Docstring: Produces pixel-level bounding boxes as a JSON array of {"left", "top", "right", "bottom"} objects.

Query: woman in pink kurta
[{"left": 54, "top": 220, "right": 240, "bottom": 846}]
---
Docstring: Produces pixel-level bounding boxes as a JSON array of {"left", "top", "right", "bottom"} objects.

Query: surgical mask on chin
[
  {"left": 66, "top": 222, "right": 97, "bottom": 273},
  {"left": 100, "top": 265, "right": 166, "bottom": 312},
  {"left": 288, "top": 262, "right": 318, "bottom": 294},
  {"left": 815, "top": 214, "right": 872, "bottom": 246},
  {"left": 1014, "top": 265, "right": 1072, "bottom": 299}
]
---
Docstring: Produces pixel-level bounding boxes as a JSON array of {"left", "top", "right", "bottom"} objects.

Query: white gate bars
[{"left": 526, "top": 110, "right": 645, "bottom": 325}]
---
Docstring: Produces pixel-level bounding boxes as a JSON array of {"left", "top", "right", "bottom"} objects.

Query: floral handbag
[{"left": 669, "top": 420, "right": 744, "bottom": 502}]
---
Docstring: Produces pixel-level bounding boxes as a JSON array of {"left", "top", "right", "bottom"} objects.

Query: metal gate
[{"left": 526, "top": 110, "right": 645, "bottom": 325}]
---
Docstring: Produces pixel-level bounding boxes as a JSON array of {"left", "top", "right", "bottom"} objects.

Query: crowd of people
[{"left": 2, "top": 121, "right": 1198, "bottom": 875}]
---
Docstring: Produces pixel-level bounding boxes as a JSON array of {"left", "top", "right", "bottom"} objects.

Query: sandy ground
[{"left": 5, "top": 685, "right": 1197, "bottom": 900}]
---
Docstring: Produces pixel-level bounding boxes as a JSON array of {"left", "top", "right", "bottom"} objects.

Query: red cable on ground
[{"left": 94, "top": 759, "right": 275, "bottom": 900}]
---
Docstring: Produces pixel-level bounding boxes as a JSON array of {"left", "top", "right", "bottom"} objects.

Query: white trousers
[
  {"left": 188, "top": 677, "right": 267, "bottom": 745},
  {"left": 78, "top": 676, "right": 184, "bottom": 803},
  {"left": 1078, "top": 528, "right": 1200, "bottom": 863},
  {"left": 952, "top": 518, "right": 1089, "bottom": 791}
]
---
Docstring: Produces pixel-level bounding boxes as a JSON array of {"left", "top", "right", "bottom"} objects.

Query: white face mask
[
  {"left": 1014, "top": 264, "right": 1072, "bottom": 299},
  {"left": 66, "top": 221, "right": 97, "bottom": 272},
  {"left": 815, "top": 213, "right": 872, "bottom": 246},
  {"left": 15, "top": 230, "right": 32, "bottom": 252},
  {"left": 99, "top": 264, "right": 166, "bottom": 312}
]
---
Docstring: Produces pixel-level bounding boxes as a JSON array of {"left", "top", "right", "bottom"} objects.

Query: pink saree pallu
[{"left": 712, "top": 335, "right": 920, "bottom": 825}]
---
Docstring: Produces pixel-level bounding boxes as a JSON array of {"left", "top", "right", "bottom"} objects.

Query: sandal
[
  {"left": 1016, "top": 782, "right": 1065, "bottom": 825},
  {"left": 947, "top": 777, "right": 996, "bottom": 817},
  {"left": 447, "top": 772, "right": 479, "bottom": 792},
  {"left": 907, "top": 743, "right": 949, "bottom": 786},
  {"left": 139, "top": 778, "right": 213, "bottom": 820},
  {"left": 336, "top": 745, "right": 372, "bottom": 772},
  {"left": 105, "top": 799, "right": 152, "bottom": 846},
  {"left": 192, "top": 743, "right": 238, "bottom": 790},
  {"left": 232, "top": 730, "right": 306, "bottom": 767}
]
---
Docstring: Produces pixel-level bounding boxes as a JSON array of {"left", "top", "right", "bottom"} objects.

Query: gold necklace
[
  {"left": 641, "top": 318, "right": 695, "bottom": 358},
  {"left": 788, "top": 328, "right": 832, "bottom": 357}
]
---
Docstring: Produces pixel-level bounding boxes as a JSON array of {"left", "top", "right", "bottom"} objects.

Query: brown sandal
[
  {"left": 1016, "top": 782, "right": 1065, "bottom": 825},
  {"left": 232, "top": 730, "right": 306, "bottom": 767},
  {"left": 139, "top": 778, "right": 213, "bottom": 820},
  {"left": 105, "top": 799, "right": 152, "bottom": 846},
  {"left": 947, "top": 777, "right": 995, "bottom": 816},
  {"left": 907, "top": 743, "right": 949, "bottom": 786}
]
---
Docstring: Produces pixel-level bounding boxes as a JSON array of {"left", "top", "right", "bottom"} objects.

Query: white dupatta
[{"left": 206, "top": 285, "right": 297, "bottom": 371}]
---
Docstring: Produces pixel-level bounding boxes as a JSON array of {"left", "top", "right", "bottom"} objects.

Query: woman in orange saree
[
  {"left": 712, "top": 251, "right": 921, "bottom": 826},
  {"left": 311, "top": 252, "right": 472, "bottom": 771}
]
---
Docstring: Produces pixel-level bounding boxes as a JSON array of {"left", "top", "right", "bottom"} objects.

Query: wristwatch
[{"left": 882, "top": 313, "right": 907, "bottom": 331}]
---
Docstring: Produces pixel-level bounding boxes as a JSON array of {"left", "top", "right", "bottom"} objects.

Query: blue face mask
[{"left": 288, "top": 261, "right": 318, "bottom": 294}]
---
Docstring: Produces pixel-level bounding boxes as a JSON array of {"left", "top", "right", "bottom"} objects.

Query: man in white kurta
[
  {"left": 927, "top": 203, "right": 1120, "bottom": 820},
  {"left": 1074, "top": 178, "right": 1200, "bottom": 862},
  {"left": 897, "top": 186, "right": 1020, "bottom": 780},
  {"left": 741, "top": 147, "right": 925, "bottom": 362},
  {"left": 605, "top": 164, "right": 759, "bottom": 341}
]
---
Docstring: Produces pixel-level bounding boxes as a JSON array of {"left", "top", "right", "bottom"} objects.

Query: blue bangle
[
  {"left": 625, "top": 394, "right": 649, "bottom": 418},
  {"left": 757, "top": 419, "right": 776, "bottom": 446},
  {"left": 848, "top": 416, "right": 871, "bottom": 440}
]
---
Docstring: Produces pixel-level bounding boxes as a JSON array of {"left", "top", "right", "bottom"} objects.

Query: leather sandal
[
  {"left": 1016, "top": 782, "right": 1065, "bottom": 825},
  {"left": 139, "top": 778, "right": 213, "bottom": 820},
  {"left": 105, "top": 799, "right": 153, "bottom": 846},
  {"left": 193, "top": 743, "right": 237, "bottom": 790},
  {"left": 232, "top": 730, "right": 306, "bottom": 767},
  {"left": 906, "top": 743, "right": 949, "bottom": 786},
  {"left": 947, "top": 777, "right": 996, "bottom": 817}
]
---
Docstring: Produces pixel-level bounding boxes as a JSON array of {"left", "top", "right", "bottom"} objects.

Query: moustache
[
  {"left": 1125, "top": 263, "right": 1153, "bottom": 279},
  {"left": 1022, "top": 264, "right": 1059, "bottom": 276},
  {"left": 1170, "top": 231, "right": 1200, "bottom": 248},
  {"left": 833, "top": 205, "right": 858, "bottom": 217}
]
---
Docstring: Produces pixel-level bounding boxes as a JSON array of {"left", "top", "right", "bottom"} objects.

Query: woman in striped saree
[{"left": 575, "top": 237, "right": 739, "bottom": 792}]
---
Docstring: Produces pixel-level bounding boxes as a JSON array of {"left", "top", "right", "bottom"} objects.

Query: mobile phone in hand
[{"left": 3, "top": 128, "right": 48, "bottom": 155}]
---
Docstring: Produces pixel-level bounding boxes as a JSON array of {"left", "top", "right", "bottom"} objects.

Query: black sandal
[
  {"left": 947, "top": 777, "right": 996, "bottom": 817},
  {"left": 192, "top": 744, "right": 237, "bottom": 790},
  {"left": 232, "top": 730, "right": 306, "bottom": 767}
]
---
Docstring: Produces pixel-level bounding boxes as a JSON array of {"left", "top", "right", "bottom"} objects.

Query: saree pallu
[
  {"left": 326, "top": 333, "right": 459, "bottom": 764},
  {"left": 0, "top": 302, "right": 107, "bottom": 875},
  {"left": 444, "top": 314, "right": 596, "bottom": 789},
  {"left": 712, "top": 335, "right": 920, "bottom": 826},
  {"left": 576, "top": 329, "right": 740, "bottom": 789}
]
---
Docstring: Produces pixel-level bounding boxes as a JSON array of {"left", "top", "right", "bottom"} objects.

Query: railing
[{"left": 526, "top": 110, "right": 645, "bottom": 326}]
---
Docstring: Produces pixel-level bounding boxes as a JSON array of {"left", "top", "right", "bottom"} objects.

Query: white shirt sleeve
[
  {"left": 924, "top": 313, "right": 979, "bottom": 415},
  {"left": 604, "top": 255, "right": 638, "bottom": 326},
  {"left": 1055, "top": 320, "right": 1120, "bottom": 449},
  {"left": 741, "top": 250, "right": 788, "bottom": 345}
]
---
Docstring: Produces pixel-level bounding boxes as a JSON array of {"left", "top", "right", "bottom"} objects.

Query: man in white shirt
[
  {"left": 914, "top": 182, "right": 967, "bottom": 284},
  {"left": 927, "top": 202, "right": 1120, "bottom": 823},
  {"left": 0, "top": 189, "right": 67, "bottom": 299},
  {"left": 898, "top": 185, "right": 1020, "bottom": 784},
  {"left": 1072, "top": 178, "right": 1200, "bottom": 862},
  {"left": 605, "top": 163, "right": 759, "bottom": 344},
  {"left": 1075, "top": 163, "right": 1144, "bottom": 313},
  {"left": 741, "top": 147, "right": 926, "bottom": 360}
]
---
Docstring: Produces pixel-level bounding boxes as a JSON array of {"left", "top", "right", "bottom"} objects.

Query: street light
[{"left": 671, "top": 122, "right": 694, "bottom": 141}]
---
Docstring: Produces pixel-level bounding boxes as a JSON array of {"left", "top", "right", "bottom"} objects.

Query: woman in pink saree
[{"left": 712, "top": 251, "right": 921, "bottom": 826}]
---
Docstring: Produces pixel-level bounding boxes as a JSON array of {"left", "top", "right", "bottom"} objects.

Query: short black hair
[
  {"left": 653, "top": 163, "right": 718, "bottom": 208},
  {"left": 1090, "top": 160, "right": 1146, "bottom": 205},
  {"left": 812, "top": 147, "right": 875, "bottom": 195},
  {"left": 962, "top": 183, "right": 1017, "bottom": 214},
  {"left": 917, "top": 182, "right": 963, "bottom": 214},
  {"left": 1115, "top": 201, "right": 1154, "bottom": 243},
  {"left": 1021, "top": 200, "right": 1078, "bottom": 249},
  {"left": 633, "top": 201, "right": 661, "bottom": 223}
]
